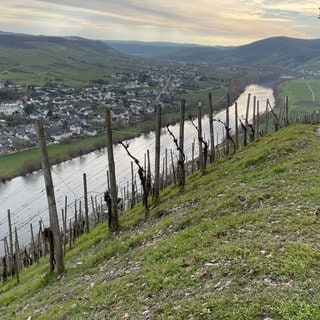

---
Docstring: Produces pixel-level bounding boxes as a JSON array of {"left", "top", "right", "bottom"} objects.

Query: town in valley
[{"left": 0, "top": 65, "right": 200, "bottom": 155}]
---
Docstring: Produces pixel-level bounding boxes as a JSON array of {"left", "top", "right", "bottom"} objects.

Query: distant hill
[
  {"left": 0, "top": 33, "right": 147, "bottom": 86},
  {"left": 1, "top": 32, "right": 319, "bottom": 87},
  {"left": 106, "top": 37, "right": 320, "bottom": 70},
  {"left": 104, "top": 40, "right": 202, "bottom": 57}
]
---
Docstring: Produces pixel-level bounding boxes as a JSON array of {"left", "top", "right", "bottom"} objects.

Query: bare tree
[
  {"left": 167, "top": 123, "right": 185, "bottom": 190},
  {"left": 214, "top": 118, "right": 236, "bottom": 155},
  {"left": 119, "top": 141, "right": 150, "bottom": 217},
  {"left": 189, "top": 115, "right": 208, "bottom": 175}
]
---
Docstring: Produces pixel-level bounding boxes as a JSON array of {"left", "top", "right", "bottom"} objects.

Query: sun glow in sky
[{"left": 1, "top": 0, "right": 319, "bottom": 45}]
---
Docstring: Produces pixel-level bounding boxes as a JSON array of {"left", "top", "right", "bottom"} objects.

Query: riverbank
[
  {"left": 0, "top": 97, "right": 225, "bottom": 182},
  {"left": 0, "top": 75, "right": 277, "bottom": 182},
  {"left": 0, "top": 104, "right": 196, "bottom": 181},
  {"left": 0, "top": 83, "right": 275, "bottom": 256}
]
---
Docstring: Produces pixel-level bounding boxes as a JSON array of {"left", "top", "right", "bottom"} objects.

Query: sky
[{"left": 1, "top": 0, "right": 319, "bottom": 46}]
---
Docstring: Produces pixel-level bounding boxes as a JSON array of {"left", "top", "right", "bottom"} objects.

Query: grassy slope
[
  {"left": 1, "top": 123, "right": 320, "bottom": 320},
  {"left": 0, "top": 40, "right": 148, "bottom": 86},
  {"left": 279, "top": 78, "right": 320, "bottom": 112}
]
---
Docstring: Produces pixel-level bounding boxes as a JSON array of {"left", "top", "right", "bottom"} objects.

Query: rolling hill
[
  {"left": 0, "top": 33, "right": 148, "bottom": 86},
  {"left": 106, "top": 36, "right": 320, "bottom": 71},
  {"left": 1, "top": 32, "right": 319, "bottom": 87}
]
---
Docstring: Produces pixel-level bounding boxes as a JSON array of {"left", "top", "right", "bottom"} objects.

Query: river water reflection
[{"left": 0, "top": 84, "right": 274, "bottom": 250}]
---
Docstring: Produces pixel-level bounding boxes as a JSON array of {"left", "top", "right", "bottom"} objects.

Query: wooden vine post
[
  {"left": 36, "top": 119, "right": 65, "bottom": 275},
  {"left": 226, "top": 94, "right": 230, "bottom": 155},
  {"left": 14, "top": 227, "right": 20, "bottom": 283},
  {"left": 30, "top": 223, "right": 36, "bottom": 262},
  {"left": 234, "top": 102, "right": 239, "bottom": 149},
  {"left": 131, "top": 161, "right": 136, "bottom": 209},
  {"left": 178, "top": 99, "right": 186, "bottom": 189},
  {"left": 63, "top": 196, "right": 68, "bottom": 255},
  {"left": 256, "top": 100, "right": 260, "bottom": 137},
  {"left": 197, "top": 100, "right": 204, "bottom": 171},
  {"left": 244, "top": 93, "right": 251, "bottom": 145},
  {"left": 265, "top": 100, "right": 269, "bottom": 135},
  {"left": 146, "top": 150, "right": 152, "bottom": 201},
  {"left": 285, "top": 96, "right": 289, "bottom": 126},
  {"left": 105, "top": 109, "right": 119, "bottom": 230},
  {"left": 253, "top": 96, "right": 256, "bottom": 140},
  {"left": 154, "top": 104, "right": 161, "bottom": 205},
  {"left": 83, "top": 173, "right": 89, "bottom": 233},
  {"left": 208, "top": 93, "right": 215, "bottom": 162},
  {"left": 7, "top": 209, "right": 14, "bottom": 277}
]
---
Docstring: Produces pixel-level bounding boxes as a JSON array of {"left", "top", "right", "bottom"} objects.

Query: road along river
[{"left": 0, "top": 83, "right": 274, "bottom": 252}]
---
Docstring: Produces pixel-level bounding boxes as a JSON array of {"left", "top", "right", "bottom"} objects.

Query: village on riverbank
[{"left": 0, "top": 65, "right": 203, "bottom": 155}]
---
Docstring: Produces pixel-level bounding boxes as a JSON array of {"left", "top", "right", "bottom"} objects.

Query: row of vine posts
[{"left": 2, "top": 90, "right": 320, "bottom": 284}]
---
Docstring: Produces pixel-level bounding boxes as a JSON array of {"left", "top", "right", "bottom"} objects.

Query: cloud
[{"left": 0, "top": 0, "right": 319, "bottom": 45}]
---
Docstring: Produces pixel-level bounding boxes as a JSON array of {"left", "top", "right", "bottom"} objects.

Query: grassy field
[
  {"left": 1, "top": 123, "right": 320, "bottom": 319},
  {"left": 279, "top": 77, "right": 320, "bottom": 113}
]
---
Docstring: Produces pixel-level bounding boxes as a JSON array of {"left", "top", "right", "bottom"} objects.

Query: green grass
[
  {"left": 279, "top": 77, "right": 320, "bottom": 112},
  {"left": 1, "top": 123, "right": 320, "bottom": 319},
  {"left": 0, "top": 134, "right": 107, "bottom": 180},
  {"left": 0, "top": 39, "right": 166, "bottom": 86}
]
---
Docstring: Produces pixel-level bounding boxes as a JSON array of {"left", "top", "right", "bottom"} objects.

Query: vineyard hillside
[{"left": 1, "top": 123, "right": 320, "bottom": 319}]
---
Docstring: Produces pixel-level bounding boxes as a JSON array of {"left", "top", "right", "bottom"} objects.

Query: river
[{"left": 0, "top": 83, "right": 274, "bottom": 252}]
